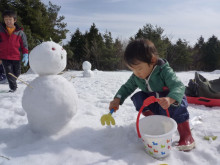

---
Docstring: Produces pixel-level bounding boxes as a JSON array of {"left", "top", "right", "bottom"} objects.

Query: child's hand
[
  {"left": 109, "top": 98, "right": 120, "bottom": 112},
  {"left": 158, "top": 97, "right": 176, "bottom": 109},
  {"left": 22, "top": 54, "right": 29, "bottom": 66}
]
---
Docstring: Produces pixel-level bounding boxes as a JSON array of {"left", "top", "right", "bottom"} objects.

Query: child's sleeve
[
  {"left": 114, "top": 74, "right": 138, "bottom": 105},
  {"left": 161, "top": 66, "right": 185, "bottom": 104},
  {"left": 20, "top": 31, "right": 28, "bottom": 54}
]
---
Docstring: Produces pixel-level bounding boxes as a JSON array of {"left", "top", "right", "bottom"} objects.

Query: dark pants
[
  {"left": 0, "top": 64, "right": 6, "bottom": 77},
  {"left": 131, "top": 91, "right": 189, "bottom": 124},
  {"left": 2, "top": 60, "right": 21, "bottom": 90}
]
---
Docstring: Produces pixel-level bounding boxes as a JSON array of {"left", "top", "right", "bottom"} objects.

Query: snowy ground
[{"left": 0, "top": 70, "right": 220, "bottom": 165}]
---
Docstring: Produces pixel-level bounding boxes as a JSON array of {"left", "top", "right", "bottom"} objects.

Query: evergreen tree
[
  {"left": 166, "top": 39, "right": 192, "bottom": 71},
  {"left": 132, "top": 23, "right": 170, "bottom": 58},
  {"left": 84, "top": 23, "right": 104, "bottom": 69},
  {"left": 103, "top": 31, "right": 113, "bottom": 49},
  {"left": 63, "top": 44, "right": 74, "bottom": 69},
  {"left": 69, "top": 29, "right": 86, "bottom": 62},
  {"left": 0, "top": 0, "right": 11, "bottom": 18},
  {"left": 46, "top": 1, "right": 68, "bottom": 42},
  {"left": 113, "top": 38, "right": 124, "bottom": 70},
  {"left": 202, "top": 35, "right": 220, "bottom": 71},
  {"left": 67, "top": 23, "right": 124, "bottom": 70},
  {"left": 192, "top": 36, "right": 206, "bottom": 70},
  {"left": 101, "top": 31, "right": 118, "bottom": 70}
]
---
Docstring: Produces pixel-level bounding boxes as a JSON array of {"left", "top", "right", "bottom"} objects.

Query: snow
[
  {"left": 22, "top": 41, "right": 77, "bottom": 135},
  {"left": 29, "top": 41, "right": 67, "bottom": 75},
  {"left": 0, "top": 70, "right": 220, "bottom": 165},
  {"left": 82, "top": 61, "right": 94, "bottom": 77},
  {"left": 83, "top": 70, "right": 94, "bottom": 77},
  {"left": 82, "top": 61, "right": 92, "bottom": 71},
  {"left": 22, "top": 75, "right": 78, "bottom": 135}
]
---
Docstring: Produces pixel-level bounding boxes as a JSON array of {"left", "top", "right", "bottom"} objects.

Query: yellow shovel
[{"left": 100, "top": 109, "right": 115, "bottom": 126}]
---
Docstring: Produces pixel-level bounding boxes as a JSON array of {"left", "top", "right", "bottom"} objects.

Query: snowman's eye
[{"left": 52, "top": 47, "right": 56, "bottom": 51}]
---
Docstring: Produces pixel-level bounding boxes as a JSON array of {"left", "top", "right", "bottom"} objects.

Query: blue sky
[{"left": 41, "top": 0, "right": 220, "bottom": 46}]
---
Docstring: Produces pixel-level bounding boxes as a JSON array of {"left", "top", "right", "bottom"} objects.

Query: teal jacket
[{"left": 114, "top": 59, "right": 185, "bottom": 105}]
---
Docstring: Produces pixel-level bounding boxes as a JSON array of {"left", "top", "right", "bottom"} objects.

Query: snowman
[
  {"left": 82, "top": 61, "right": 94, "bottom": 77},
  {"left": 22, "top": 41, "right": 78, "bottom": 135}
]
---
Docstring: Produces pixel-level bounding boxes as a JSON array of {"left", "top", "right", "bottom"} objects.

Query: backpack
[{"left": 185, "top": 72, "right": 220, "bottom": 99}]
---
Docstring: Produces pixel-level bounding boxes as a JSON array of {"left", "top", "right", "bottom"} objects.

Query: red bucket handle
[{"left": 136, "top": 96, "right": 170, "bottom": 138}]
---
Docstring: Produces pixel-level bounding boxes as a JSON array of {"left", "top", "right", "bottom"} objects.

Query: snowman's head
[
  {"left": 82, "top": 61, "right": 92, "bottom": 71},
  {"left": 29, "top": 41, "right": 67, "bottom": 75}
]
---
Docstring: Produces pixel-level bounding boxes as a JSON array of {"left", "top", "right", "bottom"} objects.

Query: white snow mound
[
  {"left": 29, "top": 41, "right": 67, "bottom": 75},
  {"left": 22, "top": 75, "right": 78, "bottom": 135}
]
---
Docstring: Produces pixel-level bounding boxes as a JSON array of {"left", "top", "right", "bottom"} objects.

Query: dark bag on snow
[{"left": 185, "top": 72, "right": 220, "bottom": 99}]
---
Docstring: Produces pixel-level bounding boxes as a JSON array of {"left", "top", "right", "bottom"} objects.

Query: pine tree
[
  {"left": 101, "top": 31, "right": 117, "bottom": 70},
  {"left": 68, "top": 28, "right": 87, "bottom": 69},
  {"left": 167, "top": 39, "right": 192, "bottom": 71},
  {"left": 202, "top": 35, "right": 220, "bottom": 71},
  {"left": 84, "top": 23, "right": 104, "bottom": 69},
  {"left": 132, "top": 23, "right": 169, "bottom": 58},
  {"left": 192, "top": 36, "right": 205, "bottom": 70}
]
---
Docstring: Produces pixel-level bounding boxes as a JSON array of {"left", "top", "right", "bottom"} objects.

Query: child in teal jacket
[{"left": 109, "top": 39, "right": 195, "bottom": 151}]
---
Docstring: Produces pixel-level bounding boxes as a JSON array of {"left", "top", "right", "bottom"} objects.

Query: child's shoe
[
  {"left": 176, "top": 120, "right": 195, "bottom": 151},
  {"left": 8, "top": 89, "right": 16, "bottom": 93},
  {"left": 0, "top": 75, "right": 7, "bottom": 84}
]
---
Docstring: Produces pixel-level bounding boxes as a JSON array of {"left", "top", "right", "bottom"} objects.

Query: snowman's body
[
  {"left": 22, "top": 41, "right": 78, "bottom": 135},
  {"left": 82, "top": 61, "right": 94, "bottom": 77}
]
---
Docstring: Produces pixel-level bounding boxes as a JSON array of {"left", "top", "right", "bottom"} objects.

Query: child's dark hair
[
  {"left": 124, "top": 39, "right": 158, "bottom": 66},
  {"left": 2, "top": 10, "right": 17, "bottom": 20}
]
